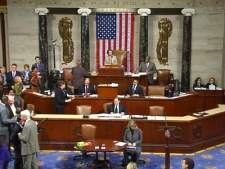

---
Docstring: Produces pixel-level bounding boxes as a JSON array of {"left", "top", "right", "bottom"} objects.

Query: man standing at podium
[
  {"left": 137, "top": 56, "right": 157, "bottom": 85},
  {"left": 126, "top": 79, "right": 144, "bottom": 97},
  {"left": 105, "top": 49, "right": 118, "bottom": 65},
  {"left": 108, "top": 97, "right": 127, "bottom": 115}
]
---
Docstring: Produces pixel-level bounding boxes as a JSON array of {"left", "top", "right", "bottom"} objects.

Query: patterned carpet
[{"left": 8, "top": 143, "right": 225, "bottom": 169}]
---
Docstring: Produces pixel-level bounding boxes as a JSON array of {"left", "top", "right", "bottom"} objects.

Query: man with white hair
[{"left": 18, "top": 110, "right": 39, "bottom": 169}]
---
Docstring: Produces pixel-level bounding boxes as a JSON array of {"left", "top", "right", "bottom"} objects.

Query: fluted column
[
  {"left": 35, "top": 8, "right": 49, "bottom": 73},
  {"left": 138, "top": 9, "right": 151, "bottom": 64},
  {"left": 0, "top": 6, "right": 7, "bottom": 67},
  {"left": 78, "top": 8, "right": 91, "bottom": 71},
  {"left": 181, "top": 9, "right": 195, "bottom": 92}
]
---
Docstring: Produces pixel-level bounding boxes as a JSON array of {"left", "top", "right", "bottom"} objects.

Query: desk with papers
[{"left": 34, "top": 106, "right": 225, "bottom": 153}]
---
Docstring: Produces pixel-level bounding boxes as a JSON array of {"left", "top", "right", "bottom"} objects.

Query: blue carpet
[{"left": 8, "top": 143, "right": 225, "bottom": 169}]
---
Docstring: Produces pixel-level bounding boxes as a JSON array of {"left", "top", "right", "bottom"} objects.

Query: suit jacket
[
  {"left": 138, "top": 61, "right": 157, "bottom": 85},
  {"left": 6, "top": 102, "right": 20, "bottom": 119},
  {"left": 18, "top": 119, "right": 39, "bottom": 155},
  {"left": 14, "top": 83, "right": 24, "bottom": 98},
  {"left": 32, "top": 63, "right": 46, "bottom": 84},
  {"left": 71, "top": 66, "right": 90, "bottom": 89},
  {"left": 78, "top": 84, "right": 96, "bottom": 95},
  {"left": 0, "top": 103, "right": 16, "bottom": 145},
  {"left": 10, "top": 122, "right": 23, "bottom": 148},
  {"left": 108, "top": 104, "right": 127, "bottom": 115},
  {"left": 54, "top": 88, "right": 68, "bottom": 110},
  {"left": 6, "top": 71, "right": 22, "bottom": 88},
  {"left": 126, "top": 85, "right": 144, "bottom": 97},
  {"left": 124, "top": 128, "right": 142, "bottom": 153},
  {"left": 193, "top": 83, "right": 205, "bottom": 90}
]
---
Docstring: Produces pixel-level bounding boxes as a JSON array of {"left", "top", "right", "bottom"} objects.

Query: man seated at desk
[
  {"left": 126, "top": 79, "right": 144, "bottom": 97},
  {"left": 104, "top": 49, "right": 118, "bottom": 65},
  {"left": 108, "top": 97, "right": 127, "bottom": 115},
  {"left": 77, "top": 77, "right": 96, "bottom": 95}
]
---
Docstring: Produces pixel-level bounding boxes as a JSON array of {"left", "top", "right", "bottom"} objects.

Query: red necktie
[{"left": 85, "top": 85, "right": 88, "bottom": 94}]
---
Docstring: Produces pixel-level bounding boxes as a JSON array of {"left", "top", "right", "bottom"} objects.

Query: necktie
[
  {"left": 115, "top": 105, "right": 118, "bottom": 113},
  {"left": 85, "top": 85, "right": 88, "bottom": 94},
  {"left": 132, "top": 85, "right": 135, "bottom": 95},
  {"left": 146, "top": 63, "right": 149, "bottom": 72}
]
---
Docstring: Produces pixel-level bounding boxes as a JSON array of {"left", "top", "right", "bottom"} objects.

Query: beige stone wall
[{"left": 4, "top": 0, "right": 225, "bottom": 89}]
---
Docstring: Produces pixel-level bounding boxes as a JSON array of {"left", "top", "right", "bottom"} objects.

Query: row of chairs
[{"left": 77, "top": 105, "right": 164, "bottom": 116}]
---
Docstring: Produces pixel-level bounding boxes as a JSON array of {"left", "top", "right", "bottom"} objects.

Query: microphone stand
[{"left": 158, "top": 112, "right": 175, "bottom": 169}]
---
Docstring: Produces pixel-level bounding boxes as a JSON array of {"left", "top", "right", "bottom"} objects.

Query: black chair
[{"left": 74, "top": 124, "right": 96, "bottom": 163}]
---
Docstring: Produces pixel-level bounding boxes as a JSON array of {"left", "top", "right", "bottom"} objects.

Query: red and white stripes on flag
[{"left": 96, "top": 13, "right": 135, "bottom": 72}]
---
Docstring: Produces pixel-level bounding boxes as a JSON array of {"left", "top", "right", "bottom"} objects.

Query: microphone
[
  {"left": 38, "top": 118, "right": 48, "bottom": 123},
  {"left": 164, "top": 112, "right": 170, "bottom": 138},
  {"left": 164, "top": 112, "right": 168, "bottom": 127},
  {"left": 107, "top": 76, "right": 110, "bottom": 86}
]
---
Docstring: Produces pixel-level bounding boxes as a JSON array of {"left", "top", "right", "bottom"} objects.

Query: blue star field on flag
[{"left": 96, "top": 13, "right": 116, "bottom": 40}]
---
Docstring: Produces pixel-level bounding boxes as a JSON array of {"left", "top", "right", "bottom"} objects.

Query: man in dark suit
[
  {"left": 126, "top": 79, "right": 144, "bottom": 97},
  {"left": 71, "top": 60, "right": 90, "bottom": 95},
  {"left": 6, "top": 63, "right": 22, "bottom": 90},
  {"left": 77, "top": 77, "right": 96, "bottom": 95},
  {"left": 18, "top": 110, "right": 39, "bottom": 169},
  {"left": 0, "top": 96, "right": 17, "bottom": 147},
  {"left": 108, "top": 97, "right": 127, "bottom": 115},
  {"left": 54, "top": 81, "right": 72, "bottom": 114},
  {"left": 10, "top": 115, "right": 23, "bottom": 169},
  {"left": 137, "top": 56, "right": 157, "bottom": 85},
  {"left": 32, "top": 56, "right": 46, "bottom": 94}
]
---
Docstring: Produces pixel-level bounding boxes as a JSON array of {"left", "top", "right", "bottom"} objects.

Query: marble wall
[{"left": 2, "top": 0, "right": 225, "bottom": 89}]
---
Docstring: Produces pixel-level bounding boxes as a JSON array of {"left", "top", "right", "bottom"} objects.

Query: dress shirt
[
  {"left": 10, "top": 104, "right": 16, "bottom": 116},
  {"left": 85, "top": 85, "right": 88, "bottom": 94}
]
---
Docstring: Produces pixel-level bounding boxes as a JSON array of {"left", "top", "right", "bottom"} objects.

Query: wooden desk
[
  {"left": 23, "top": 91, "right": 196, "bottom": 116},
  {"left": 193, "top": 89, "right": 225, "bottom": 111},
  {"left": 97, "top": 84, "right": 118, "bottom": 98},
  {"left": 90, "top": 74, "right": 148, "bottom": 95},
  {"left": 80, "top": 139, "right": 126, "bottom": 169},
  {"left": 34, "top": 106, "right": 225, "bottom": 153}
]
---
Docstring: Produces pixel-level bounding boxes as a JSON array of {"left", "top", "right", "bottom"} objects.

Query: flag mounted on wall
[{"left": 96, "top": 13, "right": 135, "bottom": 72}]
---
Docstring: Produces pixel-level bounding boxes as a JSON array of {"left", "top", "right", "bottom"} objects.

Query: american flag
[{"left": 96, "top": 13, "right": 135, "bottom": 72}]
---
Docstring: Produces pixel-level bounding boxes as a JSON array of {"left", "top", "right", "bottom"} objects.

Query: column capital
[
  {"left": 181, "top": 8, "right": 195, "bottom": 16},
  {"left": 35, "top": 8, "right": 49, "bottom": 15},
  {"left": 78, "top": 8, "right": 92, "bottom": 16},
  {"left": 137, "top": 8, "right": 151, "bottom": 16}
]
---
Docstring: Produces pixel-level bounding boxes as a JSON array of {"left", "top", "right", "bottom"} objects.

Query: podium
[
  {"left": 158, "top": 125, "right": 175, "bottom": 169},
  {"left": 97, "top": 84, "right": 118, "bottom": 98},
  {"left": 98, "top": 65, "right": 124, "bottom": 76}
]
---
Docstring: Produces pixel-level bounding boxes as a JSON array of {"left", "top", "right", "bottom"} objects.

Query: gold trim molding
[
  {"left": 0, "top": 6, "right": 7, "bottom": 13},
  {"left": 92, "top": 8, "right": 137, "bottom": 13}
]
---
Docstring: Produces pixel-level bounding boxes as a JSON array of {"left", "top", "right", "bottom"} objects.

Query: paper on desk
[{"left": 115, "top": 142, "right": 126, "bottom": 146}]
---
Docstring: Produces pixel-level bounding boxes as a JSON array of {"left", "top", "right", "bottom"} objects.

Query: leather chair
[
  {"left": 148, "top": 86, "right": 165, "bottom": 96},
  {"left": 149, "top": 106, "right": 164, "bottom": 116},
  {"left": 156, "top": 69, "right": 171, "bottom": 85},
  {"left": 103, "top": 102, "right": 112, "bottom": 113},
  {"left": 112, "top": 50, "right": 128, "bottom": 66},
  {"left": 74, "top": 124, "right": 96, "bottom": 163},
  {"left": 76, "top": 105, "right": 91, "bottom": 115},
  {"left": 139, "top": 85, "right": 147, "bottom": 96},
  {"left": 63, "top": 68, "right": 74, "bottom": 93}
]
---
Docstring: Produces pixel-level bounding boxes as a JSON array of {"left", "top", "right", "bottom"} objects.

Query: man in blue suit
[
  {"left": 108, "top": 97, "right": 127, "bottom": 115},
  {"left": 6, "top": 63, "right": 22, "bottom": 90}
]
